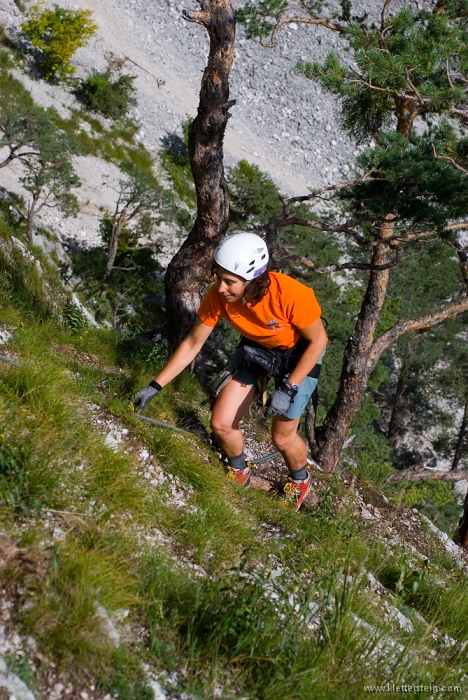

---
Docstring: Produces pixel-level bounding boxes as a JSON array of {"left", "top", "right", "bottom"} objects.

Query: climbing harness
[{"left": 204, "top": 367, "right": 237, "bottom": 409}]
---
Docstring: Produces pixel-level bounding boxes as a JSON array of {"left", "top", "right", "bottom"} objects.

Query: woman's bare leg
[
  {"left": 271, "top": 415, "right": 307, "bottom": 472},
  {"left": 211, "top": 379, "right": 257, "bottom": 457}
]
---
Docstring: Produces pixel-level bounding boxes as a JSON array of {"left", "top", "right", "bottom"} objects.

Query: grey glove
[
  {"left": 265, "top": 382, "right": 298, "bottom": 417},
  {"left": 133, "top": 381, "right": 161, "bottom": 411}
]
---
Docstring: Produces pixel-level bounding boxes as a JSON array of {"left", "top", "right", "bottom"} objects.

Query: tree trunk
[
  {"left": 454, "top": 489, "right": 468, "bottom": 551},
  {"left": 164, "top": 0, "right": 236, "bottom": 349},
  {"left": 387, "top": 342, "right": 413, "bottom": 447},
  {"left": 106, "top": 208, "right": 128, "bottom": 275},
  {"left": 27, "top": 191, "right": 40, "bottom": 244},
  {"left": 316, "top": 217, "right": 395, "bottom": 472},
  {"left": 452, "top": 398, "right": 468, "bottom": 471},
  {"left": 394, "top": 94, "right": 424, "bottom": 138}
]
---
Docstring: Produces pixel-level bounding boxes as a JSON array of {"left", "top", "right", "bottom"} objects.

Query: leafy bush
[
  {"left": 62, "top": 299, "right": 89, "bottom": 331},
  {"left": 401, "top": 481, "right": 455, "bottom": 509},
  {"left": 76, "top": 70, "right": 137, "bottom": 120},
  {"left": 21, "top": 4, "right": 98, "bottom": 81}
]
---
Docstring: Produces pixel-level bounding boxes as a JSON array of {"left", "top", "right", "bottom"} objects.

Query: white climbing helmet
[{"left": 213, "top": 233, "right": 269, "bottom": 281}]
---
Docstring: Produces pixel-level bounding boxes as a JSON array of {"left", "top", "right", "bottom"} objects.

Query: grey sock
[
  {"left": 228, "top": 453, "right": 247, "bottom": 471},
  {"left": 290, "top": 465, "right": 308, "bottom": 482}
]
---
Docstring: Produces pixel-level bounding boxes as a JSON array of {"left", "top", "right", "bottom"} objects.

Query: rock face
[
  {"left": 1, "top": 0, "right": 432, "bottom": 198},
  {"left": 0, "top": 0, "right": 435, "bottom": 242}
]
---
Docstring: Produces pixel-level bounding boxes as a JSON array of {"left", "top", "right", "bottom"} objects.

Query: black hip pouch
[
  {"left": 241, "top": 337, "right": 322, "bottom": 380},
  {"left": 242, "top": 343, "right": 283, "bottom": 376}
]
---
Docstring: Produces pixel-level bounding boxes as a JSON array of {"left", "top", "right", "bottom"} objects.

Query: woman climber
[{"left": 133, "top": 232, "right": 328, "bottom": 511}]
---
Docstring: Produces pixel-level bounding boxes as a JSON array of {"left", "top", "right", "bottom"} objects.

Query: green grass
[{"left": 1, "top": 208, "right": 468, "bottom": 697}]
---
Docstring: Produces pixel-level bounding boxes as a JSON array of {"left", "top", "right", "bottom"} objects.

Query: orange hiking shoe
[
  {"left": 279, "top": 474, "right": 311, "bottom": 511},
  {"left": 227, "top": 465, "right": 251, "bottom": 487}
]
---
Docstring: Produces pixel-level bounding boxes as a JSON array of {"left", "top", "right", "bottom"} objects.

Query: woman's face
[{"left": 214, "top": 265, "right": 247, "bottom": 303}]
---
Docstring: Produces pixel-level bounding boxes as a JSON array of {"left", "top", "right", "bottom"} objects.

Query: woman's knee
[
  {"left": 271, "top": 421, "right": 299, "bottom": 451},
  {"left": 272, "top": 430, "right": 294, "bottom": 452},
  {"left": 211, "top": 414, "right": 237, "bottom": 437}
]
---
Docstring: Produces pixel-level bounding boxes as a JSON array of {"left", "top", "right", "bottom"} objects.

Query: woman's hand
[
  {"left": 265, "top": 382, "right": 298, "bottom": 417},
  {"left": 133, "top": 384, "right": 160, "bottom": 412}
]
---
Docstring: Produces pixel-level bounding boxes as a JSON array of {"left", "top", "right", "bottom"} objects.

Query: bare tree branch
[
  {"left": 259, "top": 13, "right": 346, "bottom": 48},
  {"left": 182, "top": 9, "right": 209, "bottom": 26},
  {"left": 445, "top": 59, "right": 455, "bottom": 89},
  {"left": 282, "top": 170, "right": 379, "bottom": 208},
  {"left": 0, "top": 147, "right": 40, "bottom": 169},
  {"left": 264, "top": 170, "right": 380, "bottom": 252},
  {"left": 386, "top": 467, "right": 468, "bottom": 485},
  {"left": 450, "top": 106, "right": 468, "bottom": 123},
  {"left": 432, "top": 144, "right": 468, "bottom": 173},
  {"left": 274, "top": 254, "right": 398, "bottom": 274},
  {"left": 381, "top": 0, "right": 394, "bottom": 29},
  {"left": 370, "top": 295, "right": 468, "bottom": 367},
  {"left": 272, "top": 214, "right": 369, "bottom": 245},
  {"left": 347, "top": 76, "right": 393, "bottom": 94}
]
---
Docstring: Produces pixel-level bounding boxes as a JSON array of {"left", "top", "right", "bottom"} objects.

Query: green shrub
[
  {"left": 62, "top": 298, "right": 89, "bottom": 331},
  {"left": 387, "top": 480, "right": 461, "bottom": 535},
  {"left": 21, "top": 4, "right": 98, "bottom": 81},
  {"left": 76, "top": 70, "right": 137, "bottom": 120}
]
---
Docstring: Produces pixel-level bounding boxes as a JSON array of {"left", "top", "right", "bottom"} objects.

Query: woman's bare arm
[
  {"left": 154, "top": 318, "right": 214, "bottom": 387},
  {"left": 287, "top": 318, "right": 328, "bottom": 386}
]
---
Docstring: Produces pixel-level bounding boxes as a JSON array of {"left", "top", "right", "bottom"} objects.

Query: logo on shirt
[{"left": 267, "top": 319, "right": 278, "bottom": 326}]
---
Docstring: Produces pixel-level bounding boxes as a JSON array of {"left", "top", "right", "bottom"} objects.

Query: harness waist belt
[{"left": 240, "top": 336, "right": 322, "bottom": 380}]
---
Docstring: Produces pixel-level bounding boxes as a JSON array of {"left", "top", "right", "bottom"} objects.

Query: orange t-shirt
[{"left": 197, "top": 272, "right": 321, "bottom": 350}]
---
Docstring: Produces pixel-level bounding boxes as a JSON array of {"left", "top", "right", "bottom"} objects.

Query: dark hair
[
  {"left": 243, "top": 262, "right": 271, "bottom": 305},
  {"left": 211, "top": 261, "right": 271, "bottom": 305}
]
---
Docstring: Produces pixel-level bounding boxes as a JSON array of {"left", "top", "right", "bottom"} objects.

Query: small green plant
[
  {"left": 76, "top": 70, "right": 137, "bottom": 120},
  {"left": 400, "top": 481, "right": 455, "bottom": 510},
  {"left": 144, "top": 341, "right": 168, "bottom": 372},
  {"left": 378, "top": 554, "right": 428, "bottom": 602},
  {"left": 62, "top": 299, "right": 88, "bottom": 331},
  {"left": 21, "top": 4, "right": 98, "bottom": 81},
  {"left": 3, "top": 655, "right": 36, "bottom": 689},
  {"left": 0, "top": 433, "right": 43, "bottom": 515}
]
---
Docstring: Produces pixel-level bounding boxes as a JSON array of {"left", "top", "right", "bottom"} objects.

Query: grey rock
[{"left": 0, "top": 656, "right": 36, "bottom": 700}]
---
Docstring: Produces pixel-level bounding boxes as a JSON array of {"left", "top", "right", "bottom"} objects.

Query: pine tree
[
  {"left": 0, "top": 105, "right": 84, "bottom": 242},
  {"left": 236, "top": 0, "right": 468, "bottom": 476}
]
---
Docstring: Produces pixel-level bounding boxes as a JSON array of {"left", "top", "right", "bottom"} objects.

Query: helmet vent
[{"left": 249, "top": 260, "right": 255, "bottom": 265}]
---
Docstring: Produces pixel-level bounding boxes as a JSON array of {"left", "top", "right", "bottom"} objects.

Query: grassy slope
[
  {"left": 0, "top": 23, "right": 467, "bottom": 700},
  {"left": 1, "top": 212, "right": 468, "bottom": 700}
]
